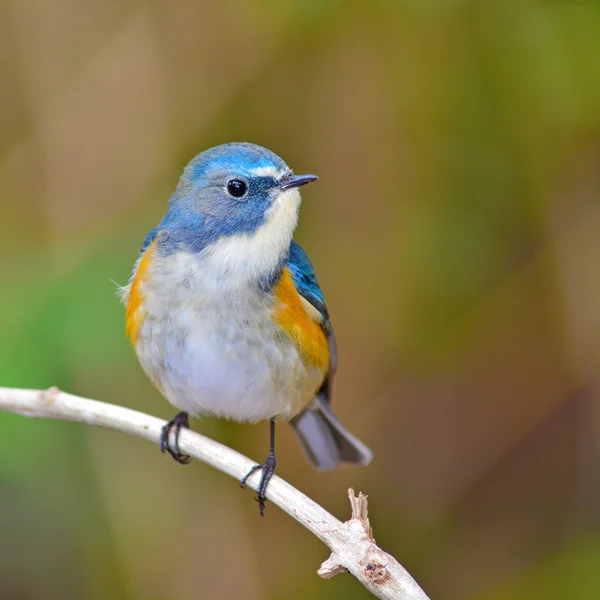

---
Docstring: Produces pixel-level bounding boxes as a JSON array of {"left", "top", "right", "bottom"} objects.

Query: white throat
[{"left": 205, "top": 187, "right": 300, "bottom": 285}]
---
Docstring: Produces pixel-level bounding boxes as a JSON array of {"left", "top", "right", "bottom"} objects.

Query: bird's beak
[{"left": 279, "top": 174, "right": 318, "bottom": 191}]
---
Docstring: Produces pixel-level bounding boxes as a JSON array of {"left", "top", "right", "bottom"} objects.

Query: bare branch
[{"left": 0, "top": 386, "right": 430, "bottom": 600}]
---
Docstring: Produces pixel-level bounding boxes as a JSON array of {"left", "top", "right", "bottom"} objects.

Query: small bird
[{"left": 122, "top": 143, "right": 372, "bottom": 514}]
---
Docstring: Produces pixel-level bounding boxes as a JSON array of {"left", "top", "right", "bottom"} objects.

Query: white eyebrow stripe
[{"left": 251, "top": 166, "right": 280, "bottom": 177}]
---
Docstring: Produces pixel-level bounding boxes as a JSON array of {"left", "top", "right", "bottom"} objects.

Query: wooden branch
[{"left": 0, "top": 386, "right": 430, "bottom": 600}]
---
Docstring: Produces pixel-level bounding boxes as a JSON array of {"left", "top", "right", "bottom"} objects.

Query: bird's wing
[
  {"left": 287, "top": 241, "right": 329, "bottom": 323},
  {"left": 286, "top": 241, "right": 337, "bottom": 398},
  {"left": 140, "top": 226, "right": 159, "bottom": 253}
]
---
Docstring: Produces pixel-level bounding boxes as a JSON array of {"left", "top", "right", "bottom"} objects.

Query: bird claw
[
  {"left": 240, "top": 452, "right": 276, "bottom": 516},
  {"left": 160, "top": 412, "right": 192, "bottom": 465}
]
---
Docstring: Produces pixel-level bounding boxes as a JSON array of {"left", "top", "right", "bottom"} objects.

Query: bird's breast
[{"left": 124, "top": 245, "right": 328, "bottom": 422}]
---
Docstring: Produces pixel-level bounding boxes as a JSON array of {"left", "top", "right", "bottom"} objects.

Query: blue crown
[{"left": 185, "top": 142, "right": 289, "bottom": 180}]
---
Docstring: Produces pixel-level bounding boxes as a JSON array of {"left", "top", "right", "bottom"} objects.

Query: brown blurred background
[{"left": 2, "top": 1, "right": 600, "bottom": 599}]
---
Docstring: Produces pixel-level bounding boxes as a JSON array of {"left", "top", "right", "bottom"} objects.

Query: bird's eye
[{"left": 227, "top": 179, "right": 247, "bottom": 198}]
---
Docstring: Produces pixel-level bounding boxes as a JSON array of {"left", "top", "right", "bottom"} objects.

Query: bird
[{"left": 122, "top": 142, "right": 372, "bottom": 515}]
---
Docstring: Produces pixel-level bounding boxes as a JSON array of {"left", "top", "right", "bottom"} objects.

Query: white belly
[{"left": 135, "top": 298, "right": 322, "bottom": 422}]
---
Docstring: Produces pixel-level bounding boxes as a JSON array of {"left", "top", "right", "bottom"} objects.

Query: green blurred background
[{"left": 2, "top": 1, "right": 600, "bottom": 598}]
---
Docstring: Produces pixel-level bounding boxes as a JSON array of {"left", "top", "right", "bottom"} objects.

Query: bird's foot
[
  {"left": 160, "top": 412, "right": 191, "bottom": 464},
  {"left": 240, "top": 452, "right": 277, "bottom": 516}
]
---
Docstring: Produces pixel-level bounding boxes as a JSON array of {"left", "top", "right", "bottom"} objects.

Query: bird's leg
[
  {"left": 160, "top": 411, "right": 192, "bottom": 464},
  {"left": 240, "top": 418, "right": 277, "bottom": 516}
]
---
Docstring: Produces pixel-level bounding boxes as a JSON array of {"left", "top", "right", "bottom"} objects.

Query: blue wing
[
  {"left": 287, "top": 241, "right": 330, "bottom": 327},
  {"left": 286, "top": 240, "right": 337, "bottom": 398},
  {"left": 141, "top": 226, "right": 159, "bottom": 253}
]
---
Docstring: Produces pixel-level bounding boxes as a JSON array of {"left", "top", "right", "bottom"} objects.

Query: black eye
[{"left": 227, "top": 179, "right": 247, "bottom": 198}]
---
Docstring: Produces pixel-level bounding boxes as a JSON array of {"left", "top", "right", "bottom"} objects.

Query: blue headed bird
[{"left": 123, "top": 142, "right": 372, "bottom": 514}]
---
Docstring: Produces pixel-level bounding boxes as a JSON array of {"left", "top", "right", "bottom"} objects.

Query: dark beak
[{"left": 279, "top": 174, "right": 318, "bottom": 191}]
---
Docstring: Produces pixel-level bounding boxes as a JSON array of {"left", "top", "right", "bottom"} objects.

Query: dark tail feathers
[{"left": 290, "top": 395, "right": 373, "bottom": 471}]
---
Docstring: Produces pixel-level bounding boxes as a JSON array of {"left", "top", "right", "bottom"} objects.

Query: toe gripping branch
[
  {"left": 240, "top": 418, "right": 277, "bottom": 516},
  {"left": 161, "top": 412, "right": 276, "bottom": 514},
  {"left": 160, "top": 411, "right": 192, "bottom": 464}
]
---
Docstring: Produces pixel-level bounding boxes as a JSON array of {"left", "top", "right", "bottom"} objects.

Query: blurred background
[{"left": 1, "top": 1, "right": 600, "bottom": 598}]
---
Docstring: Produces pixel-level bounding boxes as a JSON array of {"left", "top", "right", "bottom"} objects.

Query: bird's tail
[{"left": 290, "top": 395, "right": 373, "bottom": 471}]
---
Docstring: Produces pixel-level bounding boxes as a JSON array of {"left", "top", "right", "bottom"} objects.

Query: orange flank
[
  {"left": 273, "top": 268, "right": 330, "bottom": 373},
  {"left": 126, "top": 240, "right": 156, "bottom": 345}
]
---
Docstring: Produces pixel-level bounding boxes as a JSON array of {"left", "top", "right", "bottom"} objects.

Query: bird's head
[{"left": 159, "top": 143, "right": 317, "bottom": 260}]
